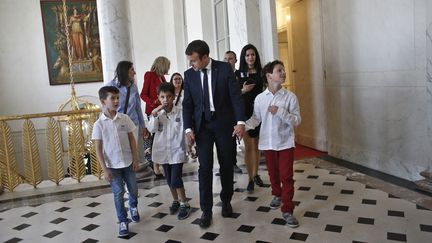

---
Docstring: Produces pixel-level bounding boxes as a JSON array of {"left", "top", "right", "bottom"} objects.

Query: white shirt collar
[{"left": 101, "top": 111, "right": 120, "bottom": 120}]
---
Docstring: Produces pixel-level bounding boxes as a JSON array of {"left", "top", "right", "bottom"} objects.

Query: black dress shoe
[
  {"left": 199, "top": 213, "right": 212, "bottom": 228},
  {"left": 221, "top": 202, "right": 233, "bottom": 218}
]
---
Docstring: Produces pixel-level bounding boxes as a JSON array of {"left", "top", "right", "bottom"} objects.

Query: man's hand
[
  {"left": 185, "top": 131, "right": 195, "bottom": 152},
  {"left": 232, "top": 124, "right": 245, "bottom": 140},
  {"left": 103, "top": 169, "right": 113, "bottom": 182},
  {"left": 268, "top": 105, "right": 279, "bottom": 115}
]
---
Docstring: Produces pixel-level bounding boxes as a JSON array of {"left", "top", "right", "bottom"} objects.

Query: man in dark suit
[{"left": 183, "top": 40, "right": 246, "bottom": 228}]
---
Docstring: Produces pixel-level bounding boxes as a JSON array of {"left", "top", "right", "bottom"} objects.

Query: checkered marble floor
[{"left": 1, "top": 162, "right": 431, "bottom": 243}]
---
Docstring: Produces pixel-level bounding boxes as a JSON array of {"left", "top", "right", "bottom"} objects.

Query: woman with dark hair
[
  {"left": 169, "top": 72, "right": 184, "bottom": 107},
  {"left": 236, "top": 44, "right": 265, "bottom": 192},
  {"left": 108, "top": 61, "right": 150, "bottom": 168}
]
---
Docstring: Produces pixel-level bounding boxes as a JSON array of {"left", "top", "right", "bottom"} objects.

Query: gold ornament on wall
[
  {"left": 22, "top": 119, "right": 43, "bottom": 188},
  {"left": 0, "top": 121, "right": 22, "bottom": 191},
  {"left": 46, "top": 117, "right": 65, "bottom": 185}
]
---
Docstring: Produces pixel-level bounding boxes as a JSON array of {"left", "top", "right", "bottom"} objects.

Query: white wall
[{"left": 322, "top": 0, "right": 429, "bottom": 180}]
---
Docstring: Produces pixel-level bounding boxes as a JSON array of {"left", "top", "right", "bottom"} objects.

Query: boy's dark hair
[
  {"left": 99, "top": 86, "right": 120, "bottom": 100},
  {"left": 185, "top": 40, "right": 209, "bottom": 59},
  {"left": 225, "top": 50, "right": 237, "bottom": 59},
  {"left": 239, "top": 44, "right": 262, "bottom": 74},
  {"left": 157, "top": 82, "right": 175, "bottom": 95},
  {"left": 114, "top": 60, "right": 133, "bottom": 86},
  {"left": 261, "top": 60, "right": 284, "bottom": 83}
]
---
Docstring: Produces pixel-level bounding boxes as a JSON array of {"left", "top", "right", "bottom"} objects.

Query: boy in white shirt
[
  {"left": 148, "top": 82, "right": 191, "bottom": 220},
  {"left": 246, "top": 60, "right": 301, "bottom": 228},
  {"left": 92, "top": 86, "right": 140, "bottom": 238}
]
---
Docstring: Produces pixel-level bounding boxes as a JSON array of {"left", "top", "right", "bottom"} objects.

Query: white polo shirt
[
  {"left": 92, "top": 112, "right": 136, "bottom": 168},
  {"left": 246, "top": 88, "right": 301, "bottom": 151}
]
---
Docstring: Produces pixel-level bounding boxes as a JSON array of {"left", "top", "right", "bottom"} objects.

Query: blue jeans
[{"left": 109, "top": 164, "right": 138, "bottom": 222}]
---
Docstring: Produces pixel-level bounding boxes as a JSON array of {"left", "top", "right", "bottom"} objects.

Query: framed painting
[{"left": 40, "top": 0, "right": 103, "bottom": 85}]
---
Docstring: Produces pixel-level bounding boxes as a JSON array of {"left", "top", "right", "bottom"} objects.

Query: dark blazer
[{"left": 183, "top": 59, "right": 245, "bottom": 133}]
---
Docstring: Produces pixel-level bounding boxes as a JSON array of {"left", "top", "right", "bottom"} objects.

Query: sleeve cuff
[
  {"left": 185, "top": 128, "right": 193, "bottom": 134},
  {"left": 237, "top": 121, "right": 245, "bottom": 125}
]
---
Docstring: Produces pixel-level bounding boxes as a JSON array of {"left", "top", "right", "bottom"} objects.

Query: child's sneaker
[
  {"left": 130, "top": 207, "right": 140, "bottom": 222},
  {"left": 269, "top": 196, "right": 281, "bottom": 209},
  {"left": 283, "top": 212, "right": 299, "bottom": 228},
  {"left": 118, "top": 221, "right": 129, "bottom": 237},
  {"left": 169, "top": 201, "right": 180, "bottom": 215},
  {"left": 177, "top": 203, "right": 191, "bottom": 220}
]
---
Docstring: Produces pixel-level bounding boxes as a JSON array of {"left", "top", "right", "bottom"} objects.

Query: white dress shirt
[
  {"left": 148, "top": 106, "right": 187, "bottom": 164},
  {"left": 201, "top": 59, "right": 215, "bottom": 111},
  {"left": 92, "top": 112, "right": 137, "bottom": 169},
  {"left": 246, "top": 88, "right": 301, "bottom": 151}
]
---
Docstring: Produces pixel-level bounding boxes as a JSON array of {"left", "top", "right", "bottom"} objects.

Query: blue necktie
[{"left": 202, "top": 68, "right": 211, "bottom": 121}]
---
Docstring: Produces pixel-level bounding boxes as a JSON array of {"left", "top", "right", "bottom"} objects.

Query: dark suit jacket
[{"left": 183, "top": 59, "right": 245, "bottom": 133}]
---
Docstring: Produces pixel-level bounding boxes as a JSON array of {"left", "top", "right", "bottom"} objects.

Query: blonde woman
[{"left": 140, "top": 56, "right": 170, "bottom": 177}]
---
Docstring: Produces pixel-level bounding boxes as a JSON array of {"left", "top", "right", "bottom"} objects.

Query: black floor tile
[
  {"left": 346, "top": 177, "right": 355, "bottom": 181},
  {"left": 215, "top": 201, "right": 223, "bottom": 207},
  {"left": 156, "top": 224, "right": 174, "bottom": 232},
  {"left": 166, "top": 240, "right": 181, "bottom": 243},
  {"left": 290, "top": 232, "right": 308, "bottom": 241},
  {"left": 55, "top": 207, "right": 70, "bottom": 212},
  {"left": 307, "top": 175, "right": 319, "bottom": 179},
  {"left": 213, "top": 193, "right": 220, "bottom": 197},
  {"left": 314, "top": 195, "right": 328, "bottom": 200},
  {"left": 271, "top": 218, "right": 286, "bottom": 225},
  {"left": 352, "top": 241, "right": 367, "bottom": 243},
  {"left": 357, "top": 217, "right": 374, "bottom": 225},
  {"left": 229, "top": 212, "right": 241, "bottom": 218},
  {"left": 388, "top": 194, "right": 400, "bottom": 199},
  {"left": 298, "top": 186, "right": 311, "bottom": 191},
  {"left": 145, "top": 193, "right": 159, "bottom": 198},
  {"left": 191, "top": 218, "right": 200, "bottom": 225},
  {"left": 256, "top": 206, "right": 271, "bottom": 212},
  {"left": 43, "top": 230, "right": 62, "bottom": 238},
  {"left": 21, "top": 212, "right": 38, "bottom": 218},
  {"left": 334, "top": 205, "right": 349, "bottom": 211},
  {"left": 82, "top": 239, "right": 98, "bottom": 243},
  {"left": 82, "top": 224, "right": 99, "bottom": 231},
  {"left": 340, "top": 189, "right": 354, "bottom": 194},
  {"left": 4, "top": 238, "right": 22, "bottom": 243},
  {"left": 420, "top": 224, "right": 432, "bottom": 232},
  {"left": 234, "top": 188, "right": 245, "bottom": 192},
  {"left": 50, "top": 217, "right": 67, "bottom": 224},
  {"left": 244, "top": 196, "right": 258, "bottom": 202},
  {"left": 84, "top": 212, "right": 100, "bottom": 218},
  {"left": 293, "top": 200, "right": 301, "bottom": 206},
  {"left": 255, "top": 241, "right": 271, "bottom": 243},
  {"left": 324, "top": 224, "right": 342, "bottom": 233},
  {"left": 322, "top": 182, "right": 335, "bottom": 186},
  {"left": 152, "top": 212, "right": 168, "bottom": 219},
  {"left": 361, "top": 199, "right": 377, "bottom": 205},
  {"left": 200, "top": 232, "right": 219, "bottom": 241},
  {"left": 294, "top": 170, "right": 304, "bottom": 173},
  {"left": 118, "top": 232, "right": 137, "bottom": 240},
  {"left": 388, "top": 210, "right": 404, "bottom": 217},
  {"left": 148, "top": 202, "right": 163, "bottom": 207},
  {"left": 304, "top": 211, "right": 320, "bottom": 218},
  {"left": 237, "top": 225, "right": 255, "bottom": 233},
  {"left": 387, "top": 232, "right": 406, "bottom": 242},
  {"left": 13, "top": 223, "right": 31, "bottom": 231},
  {"left": 365, "top": 185, "right": 375, "bottom": 189},
  {"left": 86, "top": 202, "right": 101, "bottom": 207}
]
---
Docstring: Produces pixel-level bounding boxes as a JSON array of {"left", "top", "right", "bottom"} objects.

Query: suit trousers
[{"left": 195, "top": 115, "right": 236, "bottom": 214}]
